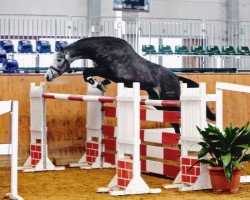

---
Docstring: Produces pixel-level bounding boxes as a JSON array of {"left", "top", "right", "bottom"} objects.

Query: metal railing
[{"left": 0, "top": 14, "right": 250, "bottom": 69}]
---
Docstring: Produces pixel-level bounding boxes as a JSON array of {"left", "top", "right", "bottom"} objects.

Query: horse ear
[{"left": 56, "top": 45, "right": 64, "bottom": 53}]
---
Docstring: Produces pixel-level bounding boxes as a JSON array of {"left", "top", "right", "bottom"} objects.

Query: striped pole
[{"left": 42, "top": 92, "right": 180, "bottom": 107}]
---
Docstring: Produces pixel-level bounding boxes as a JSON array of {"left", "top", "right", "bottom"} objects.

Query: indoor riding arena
[{"left": 0, "top": 1, "right": 250, "bottom": 200}]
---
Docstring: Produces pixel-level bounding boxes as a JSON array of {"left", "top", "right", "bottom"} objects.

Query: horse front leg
[{"left": 83, "top": 67, "right": 111, "bottom": 92}]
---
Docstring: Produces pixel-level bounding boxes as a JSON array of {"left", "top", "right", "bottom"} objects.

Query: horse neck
[{"left": 65, "top": 40, "right": 100, "bottom": 64}]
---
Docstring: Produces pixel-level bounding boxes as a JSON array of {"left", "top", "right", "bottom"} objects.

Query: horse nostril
[{"left": 45, "top": 74, "right": 52, "bottom": 82}]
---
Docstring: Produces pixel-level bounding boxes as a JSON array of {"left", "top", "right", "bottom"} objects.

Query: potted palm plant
[{"left": 191, "top": 122, "right": 250, "bottom": 193}]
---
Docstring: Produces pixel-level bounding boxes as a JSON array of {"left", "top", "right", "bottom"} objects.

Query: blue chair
[
  {"left": 2, "top": 59, "right": 19, "bottom": 73},
  {"left": 18, "top": 40, "right": 33, "bottom": 53},
  {"left": 0, "top": 40, "right": 14, "bottom": 53},
  {"left": 55, "top": 41, "right": 68, "bottom": 52},
  {"left": 36, "top": 40, "right": 52, "bottom": 53},
  {"left": 0, "top": 49, "right": 7, "bottom": 63}
]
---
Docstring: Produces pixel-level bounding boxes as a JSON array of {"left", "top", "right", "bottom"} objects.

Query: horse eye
[{"left": 57, "top": 59, "right": 62, "bottom": 62}]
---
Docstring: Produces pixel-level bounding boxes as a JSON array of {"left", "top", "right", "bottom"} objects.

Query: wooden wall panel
[{"left": 0, "top": 73, "right": 249, "bottom": 166}]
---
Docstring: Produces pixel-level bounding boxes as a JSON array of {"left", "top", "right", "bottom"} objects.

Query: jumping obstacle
[
  {"left": 25, "top": 80, "right": 249, "bottom": 194},
  {"left": 164, "top": 82, "right": 250, "bottom": 191},
  {"left": 0, "top": 101, "right": 23, "bottom": 200}
]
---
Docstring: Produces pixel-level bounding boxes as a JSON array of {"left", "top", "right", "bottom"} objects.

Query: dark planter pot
[{"left": 208, "top": 166, "right": 241, "bottom": 194}]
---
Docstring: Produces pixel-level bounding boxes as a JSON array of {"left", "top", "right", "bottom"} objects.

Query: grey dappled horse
[{"left": 45, "top": 36, "right": 215, "bottom": 132}]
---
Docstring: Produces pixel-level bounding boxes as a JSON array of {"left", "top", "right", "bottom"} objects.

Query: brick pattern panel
[
  {"left": 30, "top": 143, "right": 41, "bottom": 165},
  {"left": 117, "top": 160, "right": 133, "bottom": 188},
  {"left": 181, "top": 157, "right": 201, "bottom": 184},
  {"left": 86, "top": 141, "right": 99, "bottom": 163}
]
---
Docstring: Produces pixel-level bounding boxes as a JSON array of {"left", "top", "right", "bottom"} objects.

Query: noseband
[{"left": 49, "top": 59, "right": 70, "bottom": 79}]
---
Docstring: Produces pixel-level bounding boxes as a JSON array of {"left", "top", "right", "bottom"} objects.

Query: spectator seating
[
  {"left": 141, "top": 44, "right": 250, "bottom": 56},
  {"left": 190, "top": 46, "right": 205, "bottom": 55},
  {"left": 55, "top": 41, "right": 68, "bottom": 52},
  {"left": 205, "top": 45, "right": 221, "bottom": 55},
  {"left": 2, "top": 59, "right": 19, "bottom": 73},
  {"left": 221, "top": 46, "right": 236, "bottom": 55},
  {"left": 175, "top": 45, "right": 189, "bottom": 54},
  {"left": 36, "top": 40, "right": 52, "bottom": 53},
  {"left": 0, "top": 49, "right": 7, "bottom": 63},
  {"left": 237, "top": 46, "right": 250, "bottom": 55},
  {"left": 158, "top": 45, "right": 173, "bottom": 54},
  {"left": 18, "top": 40, "right": 33, "bottom": 53},
  {"left": 142, "top": 45, "right": 157, "bottom": 54},
  {"left": 0, "top": 40, "right": 14, "bottom": 53}
]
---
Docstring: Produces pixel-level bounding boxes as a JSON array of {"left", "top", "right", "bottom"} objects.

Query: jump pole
[{"left": 0, "top": 101, "right": 23, "bottom": 200}]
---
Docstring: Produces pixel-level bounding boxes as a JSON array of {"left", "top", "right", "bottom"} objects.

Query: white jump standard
[
  {"left": 0, "top": 101, "right": 23, "bottom": 200},
  {"left": 21, "top": 83, "right": 65, "bottom": 172}
]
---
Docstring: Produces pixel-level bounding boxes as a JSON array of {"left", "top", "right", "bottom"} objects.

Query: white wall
[
  {"left": 0, "top": 0, "right": 249, "bottom": 21},
  {"left": 100, "top": 0, "right": 227, "bottom": 20},
  {"left": 0, "top": 0, "right": 88, "bottom": 16},
  {"left": 240, "top": 0, "right": 250, "bottom": 21},
  {"left": 139, "top": 0, "right": 226, "bottom": 20}
]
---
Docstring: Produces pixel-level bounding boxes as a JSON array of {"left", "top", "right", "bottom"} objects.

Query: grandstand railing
[{"left": 0, "top": 14, "right": 250, "bottom": 70}]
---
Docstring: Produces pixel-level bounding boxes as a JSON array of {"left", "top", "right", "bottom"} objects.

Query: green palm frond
[{"left": 192, "top": 122, "right": 250, "bottom": 181}]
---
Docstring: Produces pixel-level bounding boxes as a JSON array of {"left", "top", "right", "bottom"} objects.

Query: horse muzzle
[{"left": 44, "top": 67, "right": 54, "bottom": 82}]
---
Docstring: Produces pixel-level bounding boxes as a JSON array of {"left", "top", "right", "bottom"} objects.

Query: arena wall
[{"left": 0, "top": 73, "right": 249, "bottom": 166}]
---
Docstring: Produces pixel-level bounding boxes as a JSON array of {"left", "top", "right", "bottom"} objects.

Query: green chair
[
  {"left": 205, "top": 45, "right": 221, "bottom": 55},
  {"left": 190, "top": 46, "right": 205, "bottom": 55},
  {"left": 221, "top": 46, "right": 236, "bottom": 55},
  {"left": 175, "top": 45, "right": 189, "bottom": 54},
  {"left": 158, "top": 45, "right": 173, "bottom": 54},
  {"left": 142, "top": 45, "right": 157, "bottom": 54},
  {"left": 237, "top": 46, "right": 250, "bottom": 55}
]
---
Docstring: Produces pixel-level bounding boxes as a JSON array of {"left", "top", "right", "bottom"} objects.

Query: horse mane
[
  {"left": 65, "top": 36, "right": 134, "bottom": 52},
  {"left": 64, "top": 36, "right": 136, "bottom": 64}
]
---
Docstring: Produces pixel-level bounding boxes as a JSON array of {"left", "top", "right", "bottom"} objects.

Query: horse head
[{"left": 45, "top": 47, "right": 71, "bottom": 82}]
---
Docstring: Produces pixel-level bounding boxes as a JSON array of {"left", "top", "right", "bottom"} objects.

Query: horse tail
[
  {"left": 178, "top": 76, "right": 199, "bottom": 88},
  {"left": 178, "top": 76, "right": 216, "bottom": 121}
]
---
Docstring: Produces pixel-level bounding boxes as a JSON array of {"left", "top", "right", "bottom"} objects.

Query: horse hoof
[{"left": 97, "top": 83, "right": 106, "bottom": 92}]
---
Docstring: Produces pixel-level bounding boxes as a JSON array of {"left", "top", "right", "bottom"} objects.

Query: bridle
[{"left": 48, "top": 58, "right": 70, "bottom": 79}]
